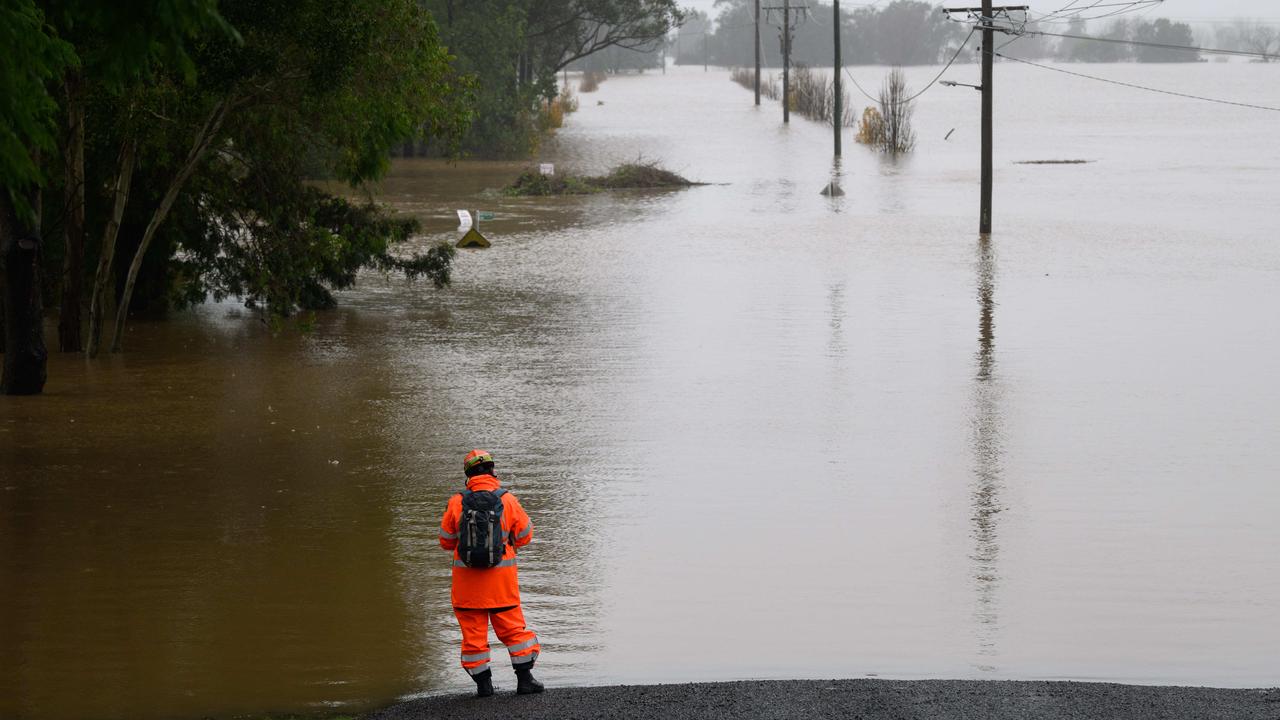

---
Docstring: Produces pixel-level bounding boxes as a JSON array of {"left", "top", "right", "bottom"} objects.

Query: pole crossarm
[
  {"left": 940, "top": 5, "right": 1028, "bottom": 14},
  {"left": 762, "top": 4, "right": 809, "bottom": 27},
  {"left": 942, "top": 5, "right": 1029, "bottom": 32}
]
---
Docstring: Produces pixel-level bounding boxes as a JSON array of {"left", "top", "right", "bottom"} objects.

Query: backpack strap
[{"left": 494, "top": 488, "right": 508, "bottom": 499}]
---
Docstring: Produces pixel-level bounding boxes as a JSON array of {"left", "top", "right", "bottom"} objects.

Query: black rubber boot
[
  {"left": 472, "top": 669, "right": 494, "bottom": 698},
  {"left": 515, "top": 667, "right": 544, "bottom": 695}
]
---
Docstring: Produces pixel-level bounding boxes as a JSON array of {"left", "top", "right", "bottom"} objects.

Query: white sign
[
  {"left": 539, "top": 163, "right": 555, "bottom": 176},
  {"left": 456, "top": 209, "right": 472, "bottom": 230}
]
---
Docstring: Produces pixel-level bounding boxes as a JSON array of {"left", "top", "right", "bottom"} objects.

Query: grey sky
[{"left": 683, "top": 0, "right": 1280, "bottom": 24}]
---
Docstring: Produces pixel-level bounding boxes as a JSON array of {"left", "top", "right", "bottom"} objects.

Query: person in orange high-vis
[{"left": 439, "top": 449, "right": 543, "bottom": 697}]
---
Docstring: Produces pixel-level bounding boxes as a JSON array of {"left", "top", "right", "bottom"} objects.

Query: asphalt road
[{"left": 366, "top": 679, "right": 1280, "bottom": 720}]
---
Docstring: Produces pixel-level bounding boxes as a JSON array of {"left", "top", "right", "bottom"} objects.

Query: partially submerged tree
[
  {"left": 877, "top": 68, "right": 915, "bottom": 155},
  {"left": 421, "top": 0, "right": 683, "bottom": 155},
  {"left": 1, "top": 2, "right": 74, "bottom": 394},
  {"left": 1238, "top": 22, "right": 1280, "bottom": 62},
  {"left": 42, "top": 0, "right": 237, "bottom": 357},
  {"left": 5, "top": 0, "right": 471, "bottom": 392},
  {"left": 102, "top": 0, "right": 471, "bottom": 351},
  {"left": 526, "top": 0, "right": 685, "bottom": 74}
]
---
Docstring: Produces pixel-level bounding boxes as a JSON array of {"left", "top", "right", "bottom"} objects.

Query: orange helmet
[{"left": 463, "top": 449, "right": 494, "bottom": 472}]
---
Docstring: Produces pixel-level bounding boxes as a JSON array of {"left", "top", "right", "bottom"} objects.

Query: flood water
[{"left": 3, "top": 63, "right": 1279, "bottom": 719}]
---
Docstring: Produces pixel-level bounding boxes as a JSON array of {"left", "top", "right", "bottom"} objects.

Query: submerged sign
[{"left": 457, "top": 227, "right": 490, "bottom": 248}]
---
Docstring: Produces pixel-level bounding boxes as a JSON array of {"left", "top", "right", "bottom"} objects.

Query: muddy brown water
[{"left": 3, "top": 64, "right": 1279, "bottom": 720}]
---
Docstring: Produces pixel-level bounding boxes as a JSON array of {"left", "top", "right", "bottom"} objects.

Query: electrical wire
[
  {"left": 1023, "top": 0, "right": 1163, "bottom": 26},
  {"left": 1023, "top": 29, "right": 1280, "bottom": 60},
  {"left": 842, "top": 25, "right": 979, "bottom": 105},
  {"left": 994, "top": 51, "right": 1280, "bottom": 112}
]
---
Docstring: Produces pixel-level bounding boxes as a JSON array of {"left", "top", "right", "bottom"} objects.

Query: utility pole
[
  {"left": 783, "top": 0, "right": 791, "bottom": 123},
  {"left": 764, "top": 2, "right": 806, "bottom": 122},
  {"left": 754, "top": 0, "right": 761, "bottom": 105},
  {"left": 704, "top": 32, "right": 708, "bottom": 72},
  {"left": 980, "top": 0, "right": 993, "bottom": 235},
  {"left": 942, "top": 4, "right": 1027, "bottom": 236},
  {"left": 833, "top": 0, "right": 842, "bottom": 156}
]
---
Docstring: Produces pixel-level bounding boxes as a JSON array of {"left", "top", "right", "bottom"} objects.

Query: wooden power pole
[
  {"left": 980, "top": 0, "right": 994, "bottom": 235},
  {"left": 943, "top": 4, "right": 1027, "bottom": 236},
  {"left": 755, "top": 0, "right": 761, "bottom": 105},
  {"left": 764, "top": 1, "right": 807, "bottom": 123},
  {"left": 833, "top": 0, "right": 842, "bottom": 156},
  {"left": 783, "top": 0, "right": 791, "bottom": 123}
]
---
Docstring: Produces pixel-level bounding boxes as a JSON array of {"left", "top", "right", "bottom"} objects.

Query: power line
[
  {"left": 1023, "top": 29, "right": 1280, "bottom": 59},
  {"left": 994, "top": 52, "right": 1280, "bottom": 112},
  {"left": 843, "top": 26, "right": 979, "bottom": 105},
  {"left": 1024, "top": 0, "right": 1162, "bottom": 25}
]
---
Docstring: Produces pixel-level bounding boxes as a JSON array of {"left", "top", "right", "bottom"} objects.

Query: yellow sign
[{"left": 457, "top": 227, "right": 490, "bottom": 248}]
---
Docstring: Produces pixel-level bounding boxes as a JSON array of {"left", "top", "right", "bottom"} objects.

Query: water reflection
[
  {"left": 969, "top": 235, "right": 1004, "bottom": 671},
  {"left": 0, "top": 331, "right": 426, "bottom": 720},
  {"left": 875, "top": 153, "right": 909, "bottom": 215},
  {"left": 825, "top": 156, "right": 846, "bottom": 213}
]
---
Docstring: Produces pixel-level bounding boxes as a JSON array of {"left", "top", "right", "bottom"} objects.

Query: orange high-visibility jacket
[{"left": 439, "top": 475, "right": 533, "bottom": 608}]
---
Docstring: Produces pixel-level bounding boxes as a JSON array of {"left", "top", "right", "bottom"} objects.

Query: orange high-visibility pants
[{"left": 454, "top": 605, "right": 541, "bottom": 676}]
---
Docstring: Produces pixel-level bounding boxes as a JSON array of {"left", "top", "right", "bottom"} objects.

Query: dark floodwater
[{"left": 3, "top": 63, "right": 1279, "bottom": 720}]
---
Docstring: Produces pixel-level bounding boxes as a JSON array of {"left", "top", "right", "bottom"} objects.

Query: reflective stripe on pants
[{"left": 454, "top": 605, "right": 541, "bottom": 673}]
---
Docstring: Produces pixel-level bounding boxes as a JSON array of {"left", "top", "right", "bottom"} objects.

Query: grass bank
[{"left": 504, "top": 161, "right": 701, "bottom": 196}]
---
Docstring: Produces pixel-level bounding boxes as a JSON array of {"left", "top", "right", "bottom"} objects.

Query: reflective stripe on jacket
[{"left": 439, "top": 474, "right": 533, "bottom": 608}]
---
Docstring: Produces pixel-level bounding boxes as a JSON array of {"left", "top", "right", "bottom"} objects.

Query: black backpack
[{"left": 457, "top": 488, "right": 509, "bottom": 569}]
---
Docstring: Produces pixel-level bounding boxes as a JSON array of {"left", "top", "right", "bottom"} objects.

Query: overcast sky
[{"left": 683, "top": 0, "right": 1280, "bottom": 24}]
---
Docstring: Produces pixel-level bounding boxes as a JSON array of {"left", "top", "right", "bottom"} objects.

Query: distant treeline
[
  {"left": 676, "top": 1, "right": 1278, "bottom": 67},
  {"left": 1048, "top": 17, "right": 1280, "bottom": 63},
  {"left": 678, "top": 0, "right": 964, "bottom": 68}
]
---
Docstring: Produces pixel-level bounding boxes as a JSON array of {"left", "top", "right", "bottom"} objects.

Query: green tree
[
  {"left": 1, "top": 2, "right": 74, "bottom": 394},
  {"left": 42, "top": 0, "right": 235, "bottom": 356},
  {"left": 101, "top": 0, "right": 471, "bottom": 349},
  {"left": 6, "top": 0, "right": 472, "bottom": 392},
  {"left": 423, "top": 0, "right": 682, "bottom": 156}
]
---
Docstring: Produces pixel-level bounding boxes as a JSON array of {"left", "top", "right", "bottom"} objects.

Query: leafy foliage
[
  {"left": 0, "top": 3, "right": 74, "bottom": 216},
  {"left": 144, "top": 0, "right": 471, "bottom": 317},
  {"left": 420, "top": 0, "right": 682, "bottom": 156},
  {"left": 30, "top": 0, "right": 471, "bottom": 325},
  {"left": 177, "top": 175, "right": 453, "bottom": 315}
]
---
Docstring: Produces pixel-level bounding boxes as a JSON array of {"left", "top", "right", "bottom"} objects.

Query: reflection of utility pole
[
  {"left": 943, "top": 3, "right": 1029, "bottom": 236},
  {"left": 833, "top": 0, "right": 842, "bottom": 156},
  {"left": 970, "top": 232, "right": 1004, "bottom": 663},
  {"left": 755, "top": 0, "right": 761, "bottom": 105}
]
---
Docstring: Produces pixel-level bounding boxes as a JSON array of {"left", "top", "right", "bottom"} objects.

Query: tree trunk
[
  {"left": 58, "top": 70, "right": 87, "bottom": 352},
  {"left": 1, "top": 185, "right": 49, "bottom": 395},
  {"left": 86, "top": 140, "right": 136, "bottom": 358},
  {"left": 110, "top": 97, "right": 230, "bottom": 353}
]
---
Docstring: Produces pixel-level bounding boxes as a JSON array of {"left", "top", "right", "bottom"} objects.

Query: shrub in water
[{"left": 856, "top": 106, "right": 884, "bottom": 145}]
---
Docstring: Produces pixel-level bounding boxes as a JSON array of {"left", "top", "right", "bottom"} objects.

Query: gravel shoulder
[{"left": 366, "top": 679, "right": 1280, "bottom": 720}]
